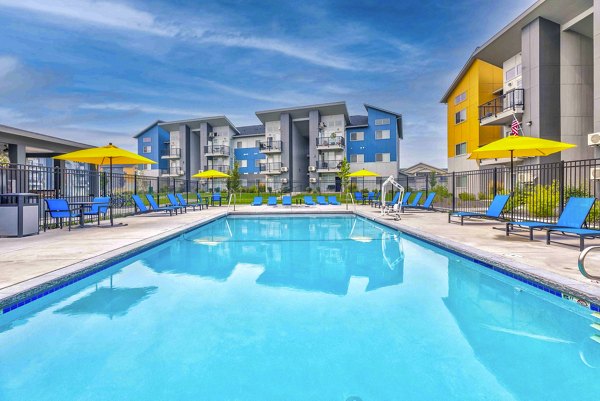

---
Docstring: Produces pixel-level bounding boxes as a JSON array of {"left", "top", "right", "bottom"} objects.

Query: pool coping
[
  {"left": 2, "top": 210, "right": 599, "bottom": 315},
  {"left": 356, "top": 211, "right": 600, "bottom": 310}
]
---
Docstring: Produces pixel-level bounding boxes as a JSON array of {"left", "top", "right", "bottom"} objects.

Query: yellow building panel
[{"left": 446, "top": 59, "right": 503, "bottom": 158}]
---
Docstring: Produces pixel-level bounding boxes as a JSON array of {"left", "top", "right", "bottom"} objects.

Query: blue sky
[{"left": 0, "top": 0, "right": 530, "bottom": 167}]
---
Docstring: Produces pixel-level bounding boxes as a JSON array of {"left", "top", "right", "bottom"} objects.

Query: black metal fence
[{"left": 3, "top": 158, "right": 600, "bottom": 230}]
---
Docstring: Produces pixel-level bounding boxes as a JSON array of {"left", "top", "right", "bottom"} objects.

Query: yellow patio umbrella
[
  {"left": 54, "top": 143, "right": 156, "bottom": 225},
  {"left": 192, "top": 169, "right": 230, "bottom": 193},
  {"left": 348, "top": 168, "right": 379, "bottom": 191},
  {"left": 468, "top": 135, "right": 575, "bottom": 193}
]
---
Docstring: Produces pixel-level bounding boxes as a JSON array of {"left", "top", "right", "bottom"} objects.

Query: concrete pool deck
[{"left": 1, "top": 204, "right": 599, "bottom": 309}]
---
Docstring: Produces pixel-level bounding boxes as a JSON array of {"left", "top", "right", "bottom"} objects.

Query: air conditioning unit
[
  {"left": 591, "top": 167, "right": 600, "bottom": 180},
  {"left": 281, "top": 178, "right": 288, "bottom": 184},
  {"left": 588, "top": 133, "right": 600, "bottom": 146},
  {"left": 281, "top": 166, "right": 288, "bottom": 172},
  {"left": 319, "top": 122, "right": 327, "bottom": 129},
  {"left": 309, "top": 178, "right": 317, "bottom": 184},
  {"left": 308, "top": 166, "right": 316, "bottom": 172}
]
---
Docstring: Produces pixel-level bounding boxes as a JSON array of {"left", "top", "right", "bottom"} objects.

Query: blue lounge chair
[
  {"left": 401, "top": 192, "right": 423, "bottom": 211},
  {"left": 252, "top": 196, "right": 263, "bottom": 206},
  {"left": 328, "top": 196, "right": 341, "bottom": 205},
  {"left": 354, "top": 191, "right": 365, "bottom": 204},
  {"left": 212, "top": 192, "right": 222, "bottom": 206},
  {"left": 177, "top": 193, "right": 203, "bottom": 211},
  {"left": 546, "top": 226, "right": 600, "bottom": 251},
  {"left": 304, "top": 196, "right": 315, "bottom": 206},
  {"left": 507, "top": 197, "right": 595, "bottom": 241},
  {"left": 406, "top": 192, "right": 436, "bottom": 211},
  {"left": 449, "top": 194, "right": 510, "bottom": 225},
  {"left": 43, "top": 198, "right": 79, "bottom": 231},
  {"left": 268, "top": 196, "right": 277, "bottom": 206},
  {"left": 367, "top": 191, "right": 376, "bottom": 204},
  {"left": 196, "top": 193, "right": 210, "bottom": 208},
  {"left": 133, "top": 194, "right": 174, "bottom": 216},
  {"left": 145, "top": 194, "right": 179, "bottom": 215},
  {"left": 167, "top": 193, "right": 187, "bottom": 213},
  {"left": 317, "top": 195, "right": 328, "bottom": 205},
  {"left": 82, "top": 196, "right": 111, "bottom": 225},
  {"left": 282, "top": 195, "right": 292, "bottom": 206},
  {"left": 373, "top": 191, "right": 406, "bottom": 208}
]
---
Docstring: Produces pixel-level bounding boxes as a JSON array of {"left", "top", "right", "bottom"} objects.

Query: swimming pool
[{"left": 0, "top": 215, "right": 599, "bottom": 400}]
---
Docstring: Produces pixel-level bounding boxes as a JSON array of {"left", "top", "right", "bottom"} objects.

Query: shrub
[
  {"left": 478, "top": 192, "right": 492, "bottom": 200},
  {"left": 525, "top": 181, "right": 558, "bottom": 217},
  {"left": 431, "top": 184, "right": 451, "bottom": 198},
  {"left": 458, "top": 192, "right": 476, "bottom": 201},
  {"left": 305, "top": 186, "right": 312, "bottom": 193}
]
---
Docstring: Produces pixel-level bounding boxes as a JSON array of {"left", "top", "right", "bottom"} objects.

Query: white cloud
[
  {"left": 0, "top": 0, "right": 176, "bottom": 36},
  {"left": 79, "top": 102, "right": 223, "bottom": 117},
  {"left": 0, "top": 106, "right": 29, "bottom": 124},
  {"left": 0, "top": 56, "right": 18, "bottom": 79}
]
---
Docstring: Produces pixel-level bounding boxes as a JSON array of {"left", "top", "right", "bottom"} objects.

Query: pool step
[
  {"left": 593, "top": 312, "right": 600, "bottom": 319},
  {"left": 592, "top": 323, "right": 600, "bottom": 332},
  {"left": 592, "top": 335, "right": 600, "bottom": 344}
]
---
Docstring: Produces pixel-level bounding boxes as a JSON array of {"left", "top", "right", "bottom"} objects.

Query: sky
[{"left": 0, "top": 0, "right": 531, "bottom": 168}]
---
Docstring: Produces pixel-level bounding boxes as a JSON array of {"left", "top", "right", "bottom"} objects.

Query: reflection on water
[{"left": 142, "top": 216, "right": 404, "bottom": 295}]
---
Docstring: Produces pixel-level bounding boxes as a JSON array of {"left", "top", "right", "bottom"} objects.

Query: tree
[
  {"left": 428, "top": 172, "right": 437, "bottom": 188},
  {"left": 228, "top": 161, "right": 241, "bottom": 193},
  {"left": 337, "top": 157, "right": 350, "bottom": 193}
]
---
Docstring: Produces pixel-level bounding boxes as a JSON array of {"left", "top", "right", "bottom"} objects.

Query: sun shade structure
[
  {"left": 192, "top": 170, "right": 231, "bottom": 179},
  {"left": 468, "top": 135, "right": 575, "bottom": 194},
  {"left": 54, "top": 143, "right": 156, "bottom": 225},
  {"left": 348, "top": 169, "right": 380, "bottom": 177},
  {"left": 192, "top": 169, "right": 230, "bottom": 193}
]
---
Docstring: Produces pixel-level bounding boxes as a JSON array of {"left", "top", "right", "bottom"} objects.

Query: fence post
[
  {"left": 452, "top": 172, "right": 456, "bottom": 212},
  {"left": 559, "top": 160, "right": 565, "bottom": 216},
  {"left": 101, "top": 172, "right": 107, "bottom": 197},
  {"left": 134, "top": 173, "right": 137, "bottom": 195},
  {"left": 493, "top": 167, "right": 497, "bottom": 197},
  {"left": 156, "top": 177, "right": 160, "bottom": 204},
  {"left": 425, "top": 173, "right": 429, "bottom": 196}
]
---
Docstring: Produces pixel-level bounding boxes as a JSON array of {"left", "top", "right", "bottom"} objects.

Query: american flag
[{"left": 511, "top": 117, "right": 521, "bottom": 136}]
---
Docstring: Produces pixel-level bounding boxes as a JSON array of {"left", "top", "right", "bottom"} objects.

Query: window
[
  {"left": 506, "top": 67, "right": 516, "bottom": 81},
  {"left": 454, "top": 91, "right": 466, "bottom": 104},
  {"left": 375, "top": 130, "right": 390, "bottom": 140},
  {"left": 237, "top": 141, "right": 242, "bottom": 149},
  {"left": 375, "top": 153, "right": 390, "bottom": 162},
  {"left": 146, "top": 164, "right": 152, "bottom": 170},
  {"left": 455, "top": 109, "right": 466, "bottom": 124},
  {"left": 455, "top": 142, "right": 467, "bottom": 156},
  {"left": 240, "top": 160, "right": 247, "bottom": 168},
  {"left": 143, "top": 146, "right": 152, "bottom": 154},
  {"left": 142, "top": 137, "right": 151, "bottom": 143},
  {"left": 350, "top": 154, "right": 364, "bottom": 163},
  {"left": 375, "top": 118, "right": 390, "bottom": 125},
  {"left": 350, "top": 132, "right": 364, "bottom": 141}
]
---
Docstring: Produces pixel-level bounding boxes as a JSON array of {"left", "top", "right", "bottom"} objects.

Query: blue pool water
[{"left": 1, "top": 215, "right": 599, "bottom": 400}]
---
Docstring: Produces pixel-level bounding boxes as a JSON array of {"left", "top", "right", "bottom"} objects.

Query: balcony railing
[
  {"left": 316, "top": 136, "right": 345, "bottom": 149},
  {"left": 160, "top": 147, "right": 181, "bottom": 158},
  {"left": 316, "top": 160, "right": 342, "bottom": 171},
  {"left": 259, "top": 162, "right": 282, "bottom": 173},
  {"left": 479, "top": 89, "right": 524, "bottom": 122},
  {"left": 204, "top": 165, "right": 229, "bottom": 173},
  {"left": 160, "top": 167, "right": 184, "bottom": 176},
  {"left": 259, "top": 140, "right": 282, "bottom": 153},
  {"left": 204, "top": 145, "right": 230, "bottom": 156}
]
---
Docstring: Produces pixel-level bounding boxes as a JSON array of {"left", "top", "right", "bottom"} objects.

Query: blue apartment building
[{"left": 133, "top": 120, "right": 170, "bottom": 176}]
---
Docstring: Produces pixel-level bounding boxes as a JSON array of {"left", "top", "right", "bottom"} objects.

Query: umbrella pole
[
  {"left": 110, "top": 157, "right": 114, "bottom": 226},
  {"left": 510, "top": 150, "right": 514, "bottom": 221}
]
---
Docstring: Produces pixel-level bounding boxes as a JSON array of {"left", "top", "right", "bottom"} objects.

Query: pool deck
[{"left": 1, "top": 204, "right": 599, "bottom": 310}]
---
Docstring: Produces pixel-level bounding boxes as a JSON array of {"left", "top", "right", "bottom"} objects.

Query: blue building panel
[
  {"left": 346, "top": 107, "right": 399, "bottom": 163},
  {"left": 234, "top": 147, "right": 265, "bottom": 174},
  {"left": 136, "top": 124, "right": 170, "bottom": 170}
]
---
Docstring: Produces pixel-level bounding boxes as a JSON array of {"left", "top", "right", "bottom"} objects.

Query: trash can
[{"left": 0, "top": 193, "right": 40, "bottom": 237}]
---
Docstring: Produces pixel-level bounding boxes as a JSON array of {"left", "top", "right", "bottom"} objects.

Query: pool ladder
[
  {"left": 345, "top": 193, "right": 356, "bottom": 212},
  {"left": 577, "top": 246, "right": 600, "bottom": 280},
  {"left": 591, "top": 312, "right": 600, "bottom": 344},
  {"left": 227, "top": 193, "right": 237, "bottom": 212}
]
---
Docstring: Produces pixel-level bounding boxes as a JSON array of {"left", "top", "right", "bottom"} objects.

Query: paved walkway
[{"left": 1, "top": 203, "right": 599, "bottom": 305}]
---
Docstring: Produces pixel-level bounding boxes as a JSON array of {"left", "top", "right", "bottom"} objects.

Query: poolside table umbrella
[
  {"left": 54, "top": 143, "right": 156, "bottom": 225},
  {"left": 468, "top": 135, "right": 575, "bottom": 195},
  {"left": 348, "top": 168, "right": 380, "bottom": 195},
  {"left": 192, "top": 169, "right": 230, "bottom": 193}
]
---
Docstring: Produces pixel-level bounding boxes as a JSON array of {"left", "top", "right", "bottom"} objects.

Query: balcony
[
  {"left": 260, "top": 162, "right": 282, "bottom": 174},
  {"left": 204, "top": 165, "right": 229, "bottom": 173},
  {"left": 259, "top": 140, "right": 282, "bottom": 153},
  {"left": 160, "top": 167, "right": 184, "bottom": 177},
  {"left": 479, "top": 89, "right": 524, "bottom": 126},
  {"left": 204, "top": 145, "right": 230, "bottom": 157},
  {"left": 316, "top": 136, "right": 345, "bottom": 150},
  {"left": 160, "top": 147, "right": 181, "bottom": 159},
  {"left": 316, "top": 160, "right": 342, "bottom": 172}
]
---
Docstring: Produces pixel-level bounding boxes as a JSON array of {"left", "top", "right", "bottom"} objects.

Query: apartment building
[
  {"left": 133, "top": 101, "right": 403, "bottom": 190},
  {"left": 442, "top": 0, "right": 598, "bottom": 172}
]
